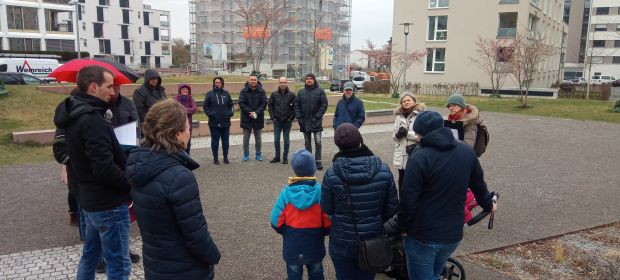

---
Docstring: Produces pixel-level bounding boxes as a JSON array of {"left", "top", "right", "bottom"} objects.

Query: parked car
[
  {"left": 612, "top": 79, "right": 620, "bottom": 87},
  {"left": 0, "top": 72, "right": 48, "bottom": 85},
  {"left": 329, "top": 79, "right": 349, "bottom": 92},
  {"left": 570, "top": 77, "right": 587, "bottom": 86},
  {"left": 590, "top": 75, "right": 616, "bottom": 85}
]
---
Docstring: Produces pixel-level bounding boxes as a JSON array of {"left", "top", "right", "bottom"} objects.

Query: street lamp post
[
  {"left": 397, "top": 22, "right": 413, "bottom": 98},
  {"left": 69, "top": 1, "right": 81, "bottom": 58}
]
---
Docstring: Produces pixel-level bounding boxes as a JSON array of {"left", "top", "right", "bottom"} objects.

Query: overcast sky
[{"left": 144, "top": 0, "right": 394, "bottom": 51}]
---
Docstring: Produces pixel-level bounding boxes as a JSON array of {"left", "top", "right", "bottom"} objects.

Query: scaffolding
[{"left": 191, "top": 0, "right": 351, "bottom": 78}]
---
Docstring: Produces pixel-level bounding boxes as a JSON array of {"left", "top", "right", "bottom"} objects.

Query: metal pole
[
  {"left": 74, "top": 3, "right": 81, "bottom": 58},
  {"left": 403, "top": 33, "right": 408, "bottom": 91}
]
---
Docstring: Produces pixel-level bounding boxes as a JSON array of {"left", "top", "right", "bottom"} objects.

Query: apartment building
[
  {"left": 392, "top": 0, "right": 566, "bottom": 90},
  {"left": 564, "top": 0, "right": 620, "bottom": 80},
  {"left": 190, "top": 0, "right": 352, "bottom": 79},
  {"left": 0, "top": 0, "right": 171, "bottom": 69}
]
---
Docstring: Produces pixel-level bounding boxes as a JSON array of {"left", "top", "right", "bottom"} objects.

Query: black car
[
  {"left": 0, "top": 72, "right": 48, "bottom": 85},
  {"left": 612, "top": 79, "right": 620, "bottom": 87},
  {"left": 329, "top": 79, "right": 349, "bottom": 92}
]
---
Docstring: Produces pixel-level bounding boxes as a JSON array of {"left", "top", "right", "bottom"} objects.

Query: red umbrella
[{"left": 49, "top": 59, "right": 132, "bottom": 85}]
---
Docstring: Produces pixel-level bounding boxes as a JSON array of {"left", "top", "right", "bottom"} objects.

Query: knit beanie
[
  {"left": 413, "top": 111, "right": 444, "bottom": 136},
  {"left": 291, "top": 149, "right": 317, "bottom": 177},
  {"left": 446, "top": 94, "right": 467, "bottom": 109},
  {"left": 334, "top": 123, "right": 363, "bottom": 150}
]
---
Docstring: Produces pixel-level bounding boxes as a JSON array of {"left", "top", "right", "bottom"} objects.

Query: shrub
[{"left": 363, "top": 80, "right": 390, "bottom": 94}]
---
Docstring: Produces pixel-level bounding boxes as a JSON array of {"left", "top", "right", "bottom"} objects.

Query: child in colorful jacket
[{"left": 270, "top": 149, "right": 331, "bottom": 280}]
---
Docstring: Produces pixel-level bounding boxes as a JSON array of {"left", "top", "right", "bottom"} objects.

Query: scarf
[
  {"left": 288, "top": 176, "right": 317, "bottom": 184},
  {"left": 178, "top": 95, "right": 190, "bottom": 102},
  {"left": 332, "top": 144, "right": 374, "bottom": 162},
  {"left": 448, "top": 108, "right": 469, "bottom": 121}
]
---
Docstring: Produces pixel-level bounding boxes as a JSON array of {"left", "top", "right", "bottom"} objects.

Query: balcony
[
  {"left": 160, "top": 21, "right": 169, "bottom": 27},
  {"left": 162, "top": 50, "right": 170, "bottom": 55},
  {"left": 161, "top": 36, "right": 170, "bottom": 41},
  {"left": 497, "top": 28, "right": 517, "bottom": 38},
  {"left": 499, "top": 0, "right": 519, "bottom": 3}
]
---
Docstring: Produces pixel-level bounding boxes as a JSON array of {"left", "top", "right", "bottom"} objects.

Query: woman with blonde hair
[
  {"left": 125, "top": 100, "right": 220, "bottom": 280},
  {"left": 392, "top": 92, "right": 426, "bottom": 191}
]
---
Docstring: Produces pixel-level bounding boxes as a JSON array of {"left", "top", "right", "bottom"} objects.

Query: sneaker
[
  {"left": 96, "top": 260, "right": 106, "bottom": 273},
  {"left": 316, "top": 162, "right": 323, "bottom": 170},
  {"left": 270, "top": 157, "right": 280, "bottom": 163},
  {"left": 282, "top": 158, "right": 288, "bottom": 164},
  {"left": 255, "top": 152, "right": 263, "bottom": 161},
  {"left": 130, "top": 252, "right": 141, "bottom": 264},
  {"left": 69, "top": 211, "right": 77, "bottom": 226},
  {"left": 223, "top": 158, "right": 230, "bottom": 164},
  {"left": 242, "top": 153, "right": 249, "bottom": 161},
  {"left": 213, "top": 159, "right": 220, "bottom": 165}
]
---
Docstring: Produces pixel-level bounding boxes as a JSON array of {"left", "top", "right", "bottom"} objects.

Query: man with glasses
[{"left": 268, "top": 77, "right": 296, "bottom": 164}]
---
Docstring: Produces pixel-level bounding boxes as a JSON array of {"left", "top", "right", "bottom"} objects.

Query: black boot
[
  {"left": 270, "top": 157, "right": 280, "bottom": 163},
  {"left": 316, "top": 162, "right": 323, "bottom": 170},
  {"left": 282, "top": 157, "right": 288, "bottom": 164}
]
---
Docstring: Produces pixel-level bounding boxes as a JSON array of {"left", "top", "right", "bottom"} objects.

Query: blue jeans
[
  {"left": 330, "top": 255, "right": 375, "bottom": 280},
  {"left": 403, "top": 237, "right": 460, "bottom": 280},
  {"left": 209, "top": 126, "right": 230, "bottom": 160},
  {"left": 273, "top": 120, "right": 292, "bottom": 159},
  {"left": 286, "top": 262, "right": 324, "bottom": 280},
  {"left": 303, "top": 131, "right": 322, "bottom": 162},
  {"left": 77, "top": 204, "right": 131, "bottom": 280}
]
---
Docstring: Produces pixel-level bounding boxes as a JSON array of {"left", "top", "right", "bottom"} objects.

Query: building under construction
[{"left": 189, "top": 0, "right": 351, "bottom": 79}]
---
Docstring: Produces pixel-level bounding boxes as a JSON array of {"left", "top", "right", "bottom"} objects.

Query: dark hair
[
  {"left": 213, "top": 76, "right": 224, "bottom": 84},
  {"left": 76, "top": 65, "right": 115, "bottom": 92},
  {"left": 141, "top": 99, "right": 188, "bottom": 154}
]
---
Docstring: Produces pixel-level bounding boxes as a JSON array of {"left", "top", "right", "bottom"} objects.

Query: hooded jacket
[
  {"left": 174, "top": 84, "right": 197, "bottom": 132},
  {"left": 333, "top": 94, "right": 365, "bottom": 129},
  {"left": 238, "top": 80, "right": 268, "bottom": 129},
  {"left": 321, "top": 145, "right": 399, "bottom": 258},
  {"left": 203, "top": 78, "right": 233, "bottom": 128},
  {"left": 53, "top": 92, "right": 131, "bottom": 212},
  {"left": 109, "top": 95, "right": 139, "bottom": 128},
  {"left": 295, "top": 76, "right": 328, "bottom": 133},
  {"left": 397, "top": 127, "right": 493, "bottom": 244},
  {"left": 447, "top": 104, "right": 481, "bottom": 149},
  {"left": 392, "top": 103, "right": 427, "bottom": 170},
  {"left": 270, "top": 179, "right": 331, "bottom": 264},
  {"left": 133, "top": 69, "right": 166, "bottom": 123},
  {"left": 125, "top": 148, "right": 221, "bottom": 280},
  {"left": 268, "top": 86, "right": 296, "bottom": 123}
]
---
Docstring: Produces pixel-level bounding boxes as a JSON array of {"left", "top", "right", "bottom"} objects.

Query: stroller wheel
[{"left": 441, "top": 257, "right": 466, "bottom": 280}]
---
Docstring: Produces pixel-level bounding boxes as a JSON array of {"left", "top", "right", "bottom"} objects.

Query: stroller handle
[{"left": 466, "top": 192, "right": 499, "bottom": 228}]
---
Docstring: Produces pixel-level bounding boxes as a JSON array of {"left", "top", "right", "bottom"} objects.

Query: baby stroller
[{"left": 381, "top": 192, "right": 499, "bottom": 280}]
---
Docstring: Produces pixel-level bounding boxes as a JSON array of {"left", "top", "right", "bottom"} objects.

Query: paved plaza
[{"left": 1, "top": 110, "right": 619, "bottom": 279}]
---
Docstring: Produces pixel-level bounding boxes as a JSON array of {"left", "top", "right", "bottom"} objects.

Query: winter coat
[
  {"left": 52, "top": 127, "right": 78, "bottom": 196},
  {"left": 53, "top": 92, "right": 131, "bottom": 212},
  {"left": 333, "top": 95, "right": 365, "bottom": 129},
  {"left": 125, "top": 148, "right": 221, "bottom": 280},
  {"left": 447, "top": 104, "right": 481, "bottom": 149},
  {"left": 238, "top": 81, "right": 268, "bottom": 129},
  {"left": 270, "top": 179, "right": 331, "bottom": 265},
  {"left": 268, "top": 87, "right": 296, "bottom": 123},
  {"left": 295, "top": 81, "right": 328, "bottom": 133},
  {"left": 321, "top": 145, "right": 399, "bottom": 258},
  {"left": 133, "top": 69, "right": 167, "bottom": 123},
  {"left": 109, "top": 95, "right": 139, "bottom": 129},
  {"left": 174, "top": 84, "right": 197, "bottom": 132},
  {"left": 392, "top": 104, "right": 427, "bottom": 170},
  {"left": 397, "top": 127, "right": 494, "bottom": 244},
  {"left": 203, "top": 78, "right": 233, "bottom": 128}
]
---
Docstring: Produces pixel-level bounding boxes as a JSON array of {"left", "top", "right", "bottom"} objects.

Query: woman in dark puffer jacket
[
  {"left": 125, "top": 100, "right": 220, "bottom": 280},
  {"left": 321, "top": 123, "right": 399, "bottom": 280}
]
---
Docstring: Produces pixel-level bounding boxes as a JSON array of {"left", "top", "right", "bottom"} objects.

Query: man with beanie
[
  {"left": 270, "top": 149, "right": 331, "bottom": 280},
  {"left": 321, "top": 123, "right": 399, "bottom": 279},
  {"left": 395, "top": 111, "right": 497, "bottom": 280},
  {"left": 295, "top": 73, "right": 328, "bottom": 170}
]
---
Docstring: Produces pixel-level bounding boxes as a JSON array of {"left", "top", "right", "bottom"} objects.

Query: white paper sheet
[{"left": 113, "top": 121, "right": 138, "bottom": 146}]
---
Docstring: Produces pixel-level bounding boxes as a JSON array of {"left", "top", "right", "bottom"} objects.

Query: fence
[
  {"left": 409, "top": 82, "right": 480, "bottom": 96},
  {"left": 558, "top": 85, "right": 611, "bottom": 100}
]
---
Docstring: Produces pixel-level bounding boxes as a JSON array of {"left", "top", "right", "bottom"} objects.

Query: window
[
  {"left": 161, "top": 29, "right": 170, "bottom": 41},
  {"left": 160, "top": 15, "right": 169, "bottom": 27},
  {"left": 427, "top": 16, "right": 448, "bottom": 40},
  {"left": 613, "top": 57, "right": 620, "bottom": 64},
  {"left": 425, "top": 48, "right": 446, "bottom": 72},
  {"left": 122, "top": 9, "right": 130, "bottom": 24},
  {"left": 99, "top": 39, "right": 111, "bottom": 54},
  {"left": 9, "top": 38, "right": 41, "bottom": 51},
  {"left": 99, "top": 0, "right": 110, "bottom": 5},
  {"left": 121, "top": 25, "right": 129, "bottom": 39},
  {"left": 93, "top": 23, "right": 103, "bottom": 37},
  {"left": 7, "top": 6, "right": 38, "bottom": 30},
  {"left": 141, "top": 56, "right": 150, "bottom": 68},
  {"left": 593, "top": 40, "right": 605, "bottom": 47},
  {"left": 153, "top": 28, "right": 160, "bottom": 41},
  {"left": 429, "top": 0, "right": 449, "bottom": 8},
  {"left": 162, "top": 43, "right": 170, "bottom": 55},
  {"left": 596, "top": 7, "right": 609, "bottom": 15},
  {"left": 124, "top": 41, "right": 131, "bottom": 54},
  {"left": 155, "top": 57, "right": 161, "bottom": 68},
  {"left": 616, "top": 24, "right": 620, "bottom": 31},
  {"left": 116, "top": 56, "right": 126, "bottom": 65},
  {"left": 143, "top": 12, "right": 150, "bottom": 25},
  {"left": 23, "top": 75, "right": 41, "bottom": 85},
  {"left": 591, "top": 57, "right": 603, "bottom": 64},
  {"left": 498, "top": 13, "right": 518, "bottom": 38},
  {"left": 120, "top": 0, "right": 129, "bottom": 8},
  {"left": 45, "top": 9, "right": 73, "bottom": 32},
  {"left": 145, "top": 42, "right": 151, "bottom": 55},
  {"left": 45, "top": 39, "right": 75, "bottom": 52},
  {"left": 97, "top": 6, "right": 104, "bottom": 21},
  {"left": 594, "top": 24, "right": 607, "bottom": 31}
]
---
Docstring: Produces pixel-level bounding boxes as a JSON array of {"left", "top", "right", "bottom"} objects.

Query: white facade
[{"left": 0, "top": 0, "right": 171, "bottom": 69}]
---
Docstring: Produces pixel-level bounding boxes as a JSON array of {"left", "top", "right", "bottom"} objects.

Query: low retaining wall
[{"left": 480, "top": 87, "right": 558, "bottom": 99}]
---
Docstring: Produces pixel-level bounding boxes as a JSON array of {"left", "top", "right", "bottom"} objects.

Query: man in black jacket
[
  {"left": 110, "top": 85, "right": 140, "bottom": 139},
  {"left": 203, "top": 77, "right": 233, "bottom": 164},
  {"left": 295, "top": 74, "right": 328, "bottom": 170},
  {"left": 132, "top": 69, "right": 166, "bottom": 124},
  {"left": 268, "top": 77, "right": 296, "bottom": 164},
  {"left": 396, "top": 111, "right": 497, "bottom": 280},
  {"left": 54, "top": 66, "right": 133, "bottom": 279},
  {"left": 239, "top": 74, "right": 268, "bottom": 161}
]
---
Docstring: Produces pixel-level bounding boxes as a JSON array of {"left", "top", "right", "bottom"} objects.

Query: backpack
[{"left": 474, "top": 123, "right": 489, "bottom": 157}]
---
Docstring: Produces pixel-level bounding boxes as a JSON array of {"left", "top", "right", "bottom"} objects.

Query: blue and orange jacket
[{"left": 270, "top": 179, "right": 331, "bottom": 265}]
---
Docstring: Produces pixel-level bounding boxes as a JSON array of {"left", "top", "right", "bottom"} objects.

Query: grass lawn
[{"left": 0, "top": 86, "right": 618, "bottom": 166}]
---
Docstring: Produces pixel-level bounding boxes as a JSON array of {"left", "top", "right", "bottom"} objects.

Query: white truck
[{"left": 0, "top": 58, "right": 59, "bottom": 79}]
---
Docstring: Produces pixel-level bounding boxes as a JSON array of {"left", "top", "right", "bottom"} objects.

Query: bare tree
[
  {"left": 509, "top": 32, "right": 556, "bottom": 108},
  {"left": 298, "top": 0, "right": 328, "bottom": 75},
  {"left": 388, "top": 47, "right": 428, "bottom": 97},
  {"left": 234, "top": 0, "right": 291, "bottom": 73},
  {"left": 361, "top": 39, "right": 392, "bottom": 71},
  {"left": 468, "top": 37, "right": 513, "bottom": 97},
  {"left": 583, "top": 43, "right": 605, "bottom": 100}
]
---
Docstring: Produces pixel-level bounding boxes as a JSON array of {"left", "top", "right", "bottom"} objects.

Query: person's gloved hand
[
  {"left": 395, "top": 127, "right": 408, "bottom": 139},
  {"left": 383, "top": 214, "right": 400, "bottom": 236}
]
